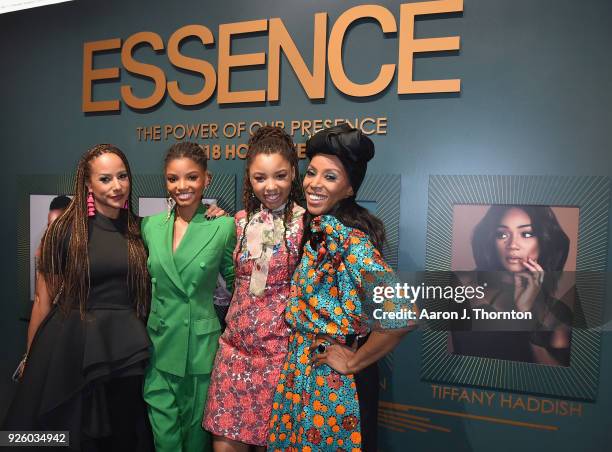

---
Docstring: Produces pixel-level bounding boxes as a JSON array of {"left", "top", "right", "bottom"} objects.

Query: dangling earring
[
  {"left": 123, "top": 199, "right": 129, "bottom": 209},
  {"left": 165, "top": 193, "right": 176, "bottom": 221},
  {"left": 87, "top": 190, "right": 95, "bottom": 217}
]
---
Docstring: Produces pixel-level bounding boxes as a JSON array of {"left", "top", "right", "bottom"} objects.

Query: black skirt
[{"left": 3, "top": 305, "right": 153, "bottom": 452}]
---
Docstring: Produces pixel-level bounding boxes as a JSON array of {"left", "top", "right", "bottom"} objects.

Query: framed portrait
[
  {"left": 16, "top": 175, "right": 75, "bottom": 317},
  {"left": 422, "top": 175, "right": 610, "bottom": 400},
  {"left": 28, "top": 194, "right": 74, "bottom": 299}
]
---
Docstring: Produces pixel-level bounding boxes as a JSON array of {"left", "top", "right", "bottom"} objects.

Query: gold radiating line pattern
[
  {"left": 357, "top": 174, "right": 401, "bottom": 269},
  {"left": 378, "top": 401, "right": 558, "bottom": 432},
  {"left": 379, "top": 410, "right": 451, "bottom": 433},
  {"left": 379, "top": 407, "right": 430, "bottom": 422},
  {"left": 379, "top": 413, "right": 429, "bottom": 433},
  {"left": 380, "top": 418, "right": 426, "bottom": 433},
  {"left": 422, "top": 175, "right": 610, "bottom": 400}
]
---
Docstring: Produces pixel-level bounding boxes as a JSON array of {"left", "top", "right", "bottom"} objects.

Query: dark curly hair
[
  {"left": 49, "top": 195, "right": 71, "bottom": 211},
  {"left": 164, "top": 141, "right": 208, "bottom": 173},
  {"left": 240, "top": 125, "right": 303, "bottom": 256}
]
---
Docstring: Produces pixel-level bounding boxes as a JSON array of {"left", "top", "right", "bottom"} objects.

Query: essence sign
[{"left": 82, "top": 0, "right": 463, "bottom": 113}]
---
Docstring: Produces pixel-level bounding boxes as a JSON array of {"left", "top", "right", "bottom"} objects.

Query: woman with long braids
[
  {"left": 142, "top": 142, "right": 236, "bottom": 452},
  {"left": 4, "top": 145, "right": 153, "bottom": 451},
  {"left": 203, "top": 126, "right": 305, "bottom": 451},
  {"left": 267, "top": 124, "right": 414, "bottom": 452}
]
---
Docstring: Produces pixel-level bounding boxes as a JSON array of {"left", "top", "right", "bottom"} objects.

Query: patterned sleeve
[{"left": 340, "top": 232, "right": 416, "bottom": 331}]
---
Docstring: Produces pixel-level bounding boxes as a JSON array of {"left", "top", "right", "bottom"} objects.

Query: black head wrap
[{"left": 305, "top": 124, "right": 375, "bottom": 195}]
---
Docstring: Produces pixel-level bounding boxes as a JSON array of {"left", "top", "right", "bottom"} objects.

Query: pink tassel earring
[
  {"left": 87, "top": 191, "right": 96, "bottom": 217},
  {"left": 123, "top": 199, "right": 129, "bottom": 209}
]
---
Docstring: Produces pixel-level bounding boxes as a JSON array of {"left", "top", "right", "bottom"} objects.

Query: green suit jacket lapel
[
  {"left": 174, "top": 204, "right": 219, "bottom": 274},
  {"left": 155, "top": 209, "right": 187, "bottom": 295}
]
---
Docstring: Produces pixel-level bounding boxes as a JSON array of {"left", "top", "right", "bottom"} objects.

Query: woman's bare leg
[{"left": 212, "top": 435, "right": 251, "bottom": 452}]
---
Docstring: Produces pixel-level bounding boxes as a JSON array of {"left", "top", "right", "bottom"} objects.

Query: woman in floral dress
[
  {"left": 203, "top": 126, "right": 305, "bottom": 451},
  {"left": 268, "top": 124, "right": 415, "bottom": 452}
]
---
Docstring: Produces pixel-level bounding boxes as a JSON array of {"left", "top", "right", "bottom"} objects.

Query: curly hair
[
  {"left": 164, "top": 141, "right": 208, "bottom": 173},
  {"left": 240, "top": 125, "right": 304, "bottom": 255}
]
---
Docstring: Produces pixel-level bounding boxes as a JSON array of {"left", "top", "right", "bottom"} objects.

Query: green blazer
[{"left": 141, "top": 204, "right": 236, "bottom": 377}]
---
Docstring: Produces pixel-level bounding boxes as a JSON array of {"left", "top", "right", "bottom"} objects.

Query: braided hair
[
  {"left": 40, "top": 144, "right": 150, "bottom": 319},
  {"left": 241, "top": 125, "right": 304, "bottom": 256}
]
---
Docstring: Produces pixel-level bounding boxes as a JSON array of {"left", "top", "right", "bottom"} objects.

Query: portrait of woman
[
  {"left": 4, "top": 144, "right": 153, "bottom": 451},
  {"left": 267, "top": 124, "right": 413, "bottom": 452},
  {"left": 450, "top": 204, "right": 576, "bottom": 366}
]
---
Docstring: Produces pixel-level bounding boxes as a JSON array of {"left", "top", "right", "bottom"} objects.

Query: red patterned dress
[{"left": 203, "top": 204, "right": 304, "bottom": 446}]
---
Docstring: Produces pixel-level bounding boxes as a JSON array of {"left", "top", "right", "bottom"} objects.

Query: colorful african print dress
[
  {"left": 203, "top": 203, "right": 305, "bottom": 446},
  {"left": 267, "top": 215, "right": 411, "bottom": 452}
]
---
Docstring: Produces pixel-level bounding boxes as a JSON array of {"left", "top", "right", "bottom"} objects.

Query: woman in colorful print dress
[
  {"left": 267, "top": 124, "right": 415, "bottom": 452},
  {"left": 203, "top": 126, "right": 305, "bottom": 451}
]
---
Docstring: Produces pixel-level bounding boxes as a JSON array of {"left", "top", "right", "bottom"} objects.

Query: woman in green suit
[{"left": 142, "top": 142, "right": 236, "bottom": 452}]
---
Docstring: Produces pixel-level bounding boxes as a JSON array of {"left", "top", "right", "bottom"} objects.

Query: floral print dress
[
  {"left": 203, "top": 204, "right": 304, "bottom": 446},
  {"left": 267, "top": 215, "right": 410, "bottom": 452}
]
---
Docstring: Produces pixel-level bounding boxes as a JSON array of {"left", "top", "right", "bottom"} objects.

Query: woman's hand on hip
[{"left": 312, "top": 336, "right": 358, "bottom": 375}]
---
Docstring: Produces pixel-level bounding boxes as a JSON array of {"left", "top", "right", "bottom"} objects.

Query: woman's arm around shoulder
[{"left": 215, "top": 215, "right": 237, "bottom": 292}]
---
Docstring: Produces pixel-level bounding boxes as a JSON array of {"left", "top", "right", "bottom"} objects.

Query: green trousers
[{"left": 143, "top": 367, "right": 212, "bottom": 452}]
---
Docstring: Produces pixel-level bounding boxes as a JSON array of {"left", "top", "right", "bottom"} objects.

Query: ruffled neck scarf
[{"left": 245, "top": 203, "right": 304, "bottom": 296}]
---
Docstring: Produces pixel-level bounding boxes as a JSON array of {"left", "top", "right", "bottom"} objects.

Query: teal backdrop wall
[{"left": 1, "top": 1, "right": 611, "bottom": 451}]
